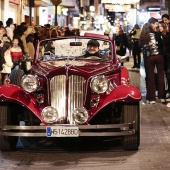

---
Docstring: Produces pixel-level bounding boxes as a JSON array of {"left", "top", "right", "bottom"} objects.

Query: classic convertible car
[{"left": 0, "top": 33, "right": 141, "bottom": 151}]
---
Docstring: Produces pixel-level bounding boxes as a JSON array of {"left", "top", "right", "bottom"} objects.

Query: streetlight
[
  {"left": 51, "top": 0, "right": 62, "bottom": 26},
  {"left": 90, "top": 6, "right": 95, "bottom": 12}
]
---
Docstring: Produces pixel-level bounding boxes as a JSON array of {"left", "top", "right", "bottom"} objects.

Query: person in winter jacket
[
  {"left": 1, "top": 38, "right": 13, "bottom": 84},
  {"left": 130, "top": 24, "right": 141, "bottom": 68},
  {"left": 26, "top": 34, "right": 35, "bottom": 59},
  {"left": 5, "top": 18, "right": 15, "bottom": 41},
  {"left": 11, "top": 36, "right": 23, "bottom": 61},
  {"left": 139, "top": 17, "right": 165, "bottom": 104},
  {"left": 0, "top": 40, "right": 3, "bottom": 78},
  {"left": 115, "top": 29, "right": 129, "bottom": 57}
]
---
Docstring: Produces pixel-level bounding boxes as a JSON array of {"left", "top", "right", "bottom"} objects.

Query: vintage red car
[{"left": 0, "top": 33, "right": 141, "bottom": 151}]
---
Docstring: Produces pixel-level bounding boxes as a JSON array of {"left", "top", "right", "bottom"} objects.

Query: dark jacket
[
  {"left": 83, "top": 51, "right": 104, "bottom": 58},
  {"left": 115, "top": 33, "right": 129, "bottom": 56}
]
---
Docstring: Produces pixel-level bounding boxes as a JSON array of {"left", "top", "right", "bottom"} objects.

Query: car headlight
[
  {"left": 41, "top": 106, "right": 58, "bottom": 124},
  {"left": 21, "top": 74, "right": 40, "bottom": 93},
  {"left": 73, "top": 107, "right": 89, "bottom": 124},
  {"left": 90, "top": 75, "right": 108, "bottom": 94}
]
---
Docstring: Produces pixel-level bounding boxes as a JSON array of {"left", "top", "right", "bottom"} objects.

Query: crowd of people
[
  {"left": 113, "top": 14, "right": 170, "bottom": 107},
  {"left": 1, "top": 15, "right": 170, "bottom": 107},
  {"left": 114, "top": 14, "right": 170, "bottom": 107},
  {"left": 0, "top": 18, "right": 80, "bottom": 84},
  {"left": 140, "top": 14, "right": 170, "bottom": 107}
]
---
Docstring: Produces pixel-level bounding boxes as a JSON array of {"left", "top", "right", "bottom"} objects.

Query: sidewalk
[
  {"left": 126, "top": 53, "right": 170, "bottom": 144},
  {"left": 123, "top": 55, "right": 140, "bottom": 71}
]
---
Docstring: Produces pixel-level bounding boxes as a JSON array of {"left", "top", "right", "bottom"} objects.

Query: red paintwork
[
  {"left": 121, "top": 67, "right": 129, "bottom": 80},
  {"left": 0, "top": 85, "right": 46, "bottom": 124},
  {"left": 0, "top": 35, "right": 141, "bottom": 125},
  {"left": 87, "top": 84, "right": 141, "bottom": 122},
  {"left": 37, "top": 59, "right": 118, "bottom": 77}
]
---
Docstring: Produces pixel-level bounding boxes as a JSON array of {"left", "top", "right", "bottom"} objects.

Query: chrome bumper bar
[{"left": 0, "top": 122, "right": 135, "bottom": 137}]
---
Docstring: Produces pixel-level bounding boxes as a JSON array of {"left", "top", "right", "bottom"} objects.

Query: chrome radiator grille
[{"left": 50, "top": 75, "right": 85, "bottom": 124}]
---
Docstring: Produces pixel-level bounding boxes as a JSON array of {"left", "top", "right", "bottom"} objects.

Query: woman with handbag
[{"left": 139, "top": 17, "right": 166, "bottom": 104}]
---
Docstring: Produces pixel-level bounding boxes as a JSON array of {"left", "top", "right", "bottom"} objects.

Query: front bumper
[{"left": 0, "top": 122, "right": 135, "bottom": 137}]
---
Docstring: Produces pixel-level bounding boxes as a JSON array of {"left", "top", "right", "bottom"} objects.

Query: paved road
[{"left": 1, "top": 57, "right": 170, "bottom": 170}]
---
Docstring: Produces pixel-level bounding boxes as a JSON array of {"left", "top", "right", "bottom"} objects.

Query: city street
[{"left": 0, "top": 57, "right": 170, "bottom": 170}]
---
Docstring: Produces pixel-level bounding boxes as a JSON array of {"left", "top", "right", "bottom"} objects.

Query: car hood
[{"left": 38, "top": 60, "right": 115, "bottom": 74}]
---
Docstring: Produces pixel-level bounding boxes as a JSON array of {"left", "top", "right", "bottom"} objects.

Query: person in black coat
[{"left": 115, "top": 29, "right": 129, "bottom": 57}]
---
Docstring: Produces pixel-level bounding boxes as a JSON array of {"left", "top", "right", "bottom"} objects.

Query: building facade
[{"left": 0, "top": 0, "right": 170, "bottom": 28}]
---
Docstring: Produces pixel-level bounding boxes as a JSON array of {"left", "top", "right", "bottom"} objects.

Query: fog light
[
  {"left": 41, "top": 106, "right": 58, "bottom": 124},
  {"left": 73, "top": 107, "right": 89, "bottom": 124}
]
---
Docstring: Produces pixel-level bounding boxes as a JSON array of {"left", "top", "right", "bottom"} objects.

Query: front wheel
[
  {"left": 0, "top": 104, "right": 19, "bottom": 151},
  {"left": 121, "top": 102, "right": 140, "bottom": 150}
]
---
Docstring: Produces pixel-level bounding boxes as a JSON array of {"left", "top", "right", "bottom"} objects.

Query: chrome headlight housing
[
  {"left": 21, "top": 74, "right": 40, "bottom": 93},
  {"left": 41, "top": 106, "right": 58, "bottom": 124},
  {"left": 73, "top": 107, "right": 89, "bottom": 124},
  {"left": 90, "top": 75, "right": 109, "bottom": 94}
]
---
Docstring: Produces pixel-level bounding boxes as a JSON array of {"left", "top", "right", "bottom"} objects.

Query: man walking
[{"left": 130, "top": 24, "right": 141, "bottom": 68}]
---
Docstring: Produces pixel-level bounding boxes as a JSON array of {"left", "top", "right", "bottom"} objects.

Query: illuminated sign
[
  {"left": 102, "top": 0, "right": 139, "bottom": 4},
  {"left": 60, "top": 0, "right": 77, "bottom": 6},
  {"left": 147, "top": 6, "right": 160, "bottom": 11},
  {"left": 105, "top": 4, "right": 131, "bottom": 12},
  {"left": 9, "top": 0, "right": 20, "bottom": 4}
]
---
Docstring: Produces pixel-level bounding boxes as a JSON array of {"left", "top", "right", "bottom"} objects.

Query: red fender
[
  {"left": 121, "top": 67, "right": 129, "bottom": 78},
  {"left": 102, "top": 84, "right": 141, "bottom": 103},
  {"left": 0, "top": 85, "right": 45, "bottom": 123},
  {"left": 121, "top": 67, "right": 129, "bottom": 84},
  {"left": 87, "top": 84, "right": 141, "bottom": 123}
]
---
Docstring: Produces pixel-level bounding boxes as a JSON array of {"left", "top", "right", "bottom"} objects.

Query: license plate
[{"left": 46, "top": 126, "right": 79, "bottom": 137}]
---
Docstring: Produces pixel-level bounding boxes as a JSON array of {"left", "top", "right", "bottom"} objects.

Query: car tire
[
  {"left": 121, "top": 102, "right": 140, "bottom": 151},
  {"left": 0, "top": 104, "right": 19, "bottom": 151}
]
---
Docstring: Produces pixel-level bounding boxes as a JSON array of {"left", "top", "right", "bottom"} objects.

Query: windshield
[{"left": 37, "top": 37, "right": 112, "bottom": 62}]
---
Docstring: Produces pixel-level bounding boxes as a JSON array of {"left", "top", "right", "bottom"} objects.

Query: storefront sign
[
  {"left": 60, "top": 0, "right": 76, "bottom": 6},
  {"left": 147, "top": 6, "right": 160, "bottom": 11},
  {"left": 9, "top": 0, "right": 20, "bottom": 5},
  {"left": 102, "top": 0, "right": 139, "bottom": 4},
  {"left": 34, "top": 0, "right": 51, "bottom": 7},
  {"left": 105, "top": 4, "right": 131, "bottom": 12}
]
